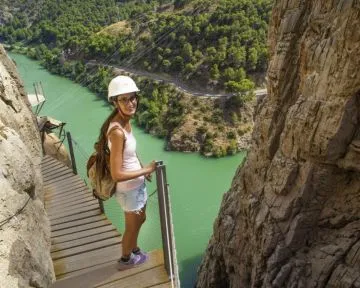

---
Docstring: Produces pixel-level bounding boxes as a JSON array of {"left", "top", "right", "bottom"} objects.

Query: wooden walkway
[{"left": 41, "top": 155, "right": 171, "bottom": 288}]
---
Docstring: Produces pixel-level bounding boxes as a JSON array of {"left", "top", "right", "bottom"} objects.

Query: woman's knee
[{"left": 137, "top": 210, "right": 146, "bottom": 224}]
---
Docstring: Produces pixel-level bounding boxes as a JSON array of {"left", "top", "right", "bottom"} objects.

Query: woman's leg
[
  {"left": 122, "top": 207, "right": 146, "bottom": 257},
  {"left": 122, "top": 211, "right": 139, "bottom": 257},
  {"left": 133, "top": 205, "right": 146, "bottom": 251}
]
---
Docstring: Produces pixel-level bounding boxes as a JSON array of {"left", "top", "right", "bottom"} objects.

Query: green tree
[{"left": 210, "top": 64, "right": 220, "bottom": 80}]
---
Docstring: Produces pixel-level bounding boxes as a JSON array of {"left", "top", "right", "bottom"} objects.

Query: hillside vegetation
[
  {"left": 0, "top": 0, "right": 272, "bottom": 156},
  {"left": 0, "top": 0, "right": 271, "bottom": 91}
]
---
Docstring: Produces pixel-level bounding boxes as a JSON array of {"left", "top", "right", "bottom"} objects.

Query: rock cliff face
[
  {"left": 0, "top": 45, "right": 55, "bottom": 287},
  {"left": 197, "top": 1, "right": 360, "bottom": 287}
]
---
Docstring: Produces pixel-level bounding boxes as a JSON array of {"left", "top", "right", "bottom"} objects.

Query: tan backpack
[{"left": 86, "top": 124, "right": 122, "bottom": 200}]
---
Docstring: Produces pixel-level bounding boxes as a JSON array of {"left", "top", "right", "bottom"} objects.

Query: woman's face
[{"left": 115, "top": 92, "right": 138, "bottom": 116}]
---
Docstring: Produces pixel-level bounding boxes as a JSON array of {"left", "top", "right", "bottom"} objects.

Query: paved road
[{"left": 88, "top": 60, "right": 267, "bottom": 98}]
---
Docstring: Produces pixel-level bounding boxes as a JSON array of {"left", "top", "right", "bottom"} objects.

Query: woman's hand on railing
[{"left": 145, "top": 160, "right": 156, "bottom": 174}]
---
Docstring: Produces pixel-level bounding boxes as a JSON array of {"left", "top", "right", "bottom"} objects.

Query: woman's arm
[
  {"left": 109, "top": 129, "right": 155, "bottom": 182},
  {"left": 136, "top": 152, "right": 152, "bottom": 182}
]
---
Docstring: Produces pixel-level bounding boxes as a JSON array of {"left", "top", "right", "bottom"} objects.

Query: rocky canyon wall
[
  {"left": 197, "top": 1, "right": 360, "bottom": 287},
  {"left": 0, "top": 45, "right": 54, "bottom": 287}
]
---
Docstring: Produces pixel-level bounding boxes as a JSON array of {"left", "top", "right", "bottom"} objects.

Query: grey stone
[
  {"left": 196, "top": 1, "right": 360, "bottom": 287},
  {"left": 0, "top": 45, "right": 55, "bottom": 287}
]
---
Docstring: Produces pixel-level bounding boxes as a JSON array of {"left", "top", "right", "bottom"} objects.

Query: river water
[{"left": 10, "top": 52, "right": 246, "bottom": 287}]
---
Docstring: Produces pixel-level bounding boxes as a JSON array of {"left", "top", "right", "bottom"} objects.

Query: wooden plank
[
  {"left": 52, "top": 225, "right": 116, "bottom": 244},
  {"left": 41, "top": 157, "right": 60, "bottom": 165},
  {"left": 44, "top": 172, "right": 82, "bottom": 185},
  {"left": 42, "top": 155, "right": 58, "bottom": 162},
  {"left": 51, "top": 219, "right": 111, "bottom": 238},
  {"left": 48, "top": 201, "right": 98, "bottom": 218},
  {"left": 95, "top": 249, "right": 165, "bottom": 287},
  {"left": 41, "top": 160, "right": 70, "bottom": 171},
  {"left": 44, "top": 174, "right": 78, "bottom": 187},
  {"left": 99, "top": 265, "right": 168, "bottom": 288},
  {"left": 45, "top": 191, "right": 94, "bottom": 209},
  {"left": 41, "top": 156, "right": 54, "bottom": 163},
  {"left": 44, "top": 172, "right": 77, "bottom": 184},
  {"left": 53, "top": 244, "right": 122, "bottom": 277},
  {"left": 46, "top": 182, "right": 89, "bottom": 197},
  {"left": 45, "top": 179, "right": 87, "bottom": 195},
  {"left": 48, "top": 199, "right": 98, "bottom": 217},
  {"left": 44, "top": 171, "right": 80, "bottom": 183},
  {"left": 45, "top": 183, "right": 89, "bottom": 199},
  {"left": 46, "top": 193, "right": 92, "bottom": 209},
  {"left": 43, "top": 170, "right": 73, "bottom": 182},
  {"left": 44, "top": 173, "right": 81, "bottom": 185},
  {"left": 46, "top": 190, "right": 93, "bottom": 207},
  {"left": 41, "top": 156, "right": 59, "bottom": 166},
  {"left": 44, "top": 168, "right": 74, "bottom": 181},
  {"left": 51, "top": 249, "right": 164, "bottom": 287},
  {"left": 41, "top": 162, "right": 70, "bottom": 173},
  {"left": 47, "top": 196, "right": 96, "bottom": 212},
  {"left": 51, "top": 236, "right": 122, "bottom": 261},
  {"left": 45, "top": 186, "right": 89, "bottom": 201},
  {"left": 49, "top": 203, "right": 99, "bottom": 221},
  {"left": 51, "top": 214, "right": 107, "bottom": 232},
  {"left": 42, "top": 164, "right": 69, "bottom": 175},
  {"left": 51, "top": 230, "right": 119, "bottom": 253},
  {"left": 48, "top": 196, "right": 96, "bottom": 211},
  {"left": 50, "top": 209, "right": 102, "bottom": 226}
]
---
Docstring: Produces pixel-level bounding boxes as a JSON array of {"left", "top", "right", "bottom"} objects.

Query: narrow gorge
[{"left": 197, "top": 1, "right": 360, "bottom": 287}]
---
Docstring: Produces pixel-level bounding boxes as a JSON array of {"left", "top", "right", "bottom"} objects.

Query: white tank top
[{"left": 107, "top": 122, "right": 144, "bottom": 192}]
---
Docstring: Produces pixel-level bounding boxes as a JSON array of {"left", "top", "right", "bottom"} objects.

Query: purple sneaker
[
  {"left": 134, "top": 250, "right": 149, "bottom": 263},
  {"left": 117, "top": 253, "right": 141, "bottom": 271}
]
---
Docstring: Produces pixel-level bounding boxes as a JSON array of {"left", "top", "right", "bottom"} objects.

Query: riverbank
[{"left": 7, "top": 44, "right": 255, "bottom": 157}]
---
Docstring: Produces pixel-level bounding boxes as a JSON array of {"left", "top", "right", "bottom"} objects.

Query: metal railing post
[
  {"left": 66, "top": 132, "right": 77, "bottom": 175},
  {"left": 155, "top": 161, "right": 178, "bottom": 286}
]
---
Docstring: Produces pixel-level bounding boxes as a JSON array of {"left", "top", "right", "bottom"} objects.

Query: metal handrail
[{"left": 155, "top": 161, "right": 179, "bottom": 287}]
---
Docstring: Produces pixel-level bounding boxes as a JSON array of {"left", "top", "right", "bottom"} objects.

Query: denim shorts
[{"left": 114, "top": 182, "right": 147, "bottom": 213}]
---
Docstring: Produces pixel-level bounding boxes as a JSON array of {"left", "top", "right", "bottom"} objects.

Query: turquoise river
[{"left": 9, "top": 52, "right": 246, "bottom": 287}]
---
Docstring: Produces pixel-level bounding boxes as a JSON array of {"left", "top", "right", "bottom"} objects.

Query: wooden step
[
  {"left": 44, "top": 170, "right": 75, "bottom": 183},
  {"left": 45, "top": 174, "right": 83, "bottom": 187},
  {"left": 50, "top": 209, "right": 102, "bottom": 226},
  {"left": 51, "top": 219, "right": 112, "bottom": 238},
  {"left": 53, "top": 244, "right": 122, "bottom": 278},
  {"left": 99, "top": 265, "right": 169, "bottom": 288},
  {"left": 47, "top": 195, "right": 96, "bottom": 212},
  {"left": 51, "top": 230, "right": 120, "bottom": 253},
  {"left": 49, "top": 203, "right": 99, "bottom": 221},
  {"left": 52, "top": 225, "right": 117, "bottom": 244},
  {"left": 43, "top": 165, "right": 69, "bottom": 177},
  {"left": 45, "top": 183, "right": 88, "bottom": 198},
  {"left": 46, "top": 190, "right": 93, "bottom": 207},
  {"left": 48, "top": 199, "right": 99, "bottom": 217},
  {"left": 44, "top": 172, "right": 83, "bottom": 185},
  {"left": 52, "top": 249, "right": 165, "bottom": 287},
  {"left": 51, "top": 236, "right": 122, "bottom": 261}
]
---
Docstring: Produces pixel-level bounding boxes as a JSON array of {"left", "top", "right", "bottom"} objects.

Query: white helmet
[{"left": 108, "top": 75, "right": 140, "bottom": 102}]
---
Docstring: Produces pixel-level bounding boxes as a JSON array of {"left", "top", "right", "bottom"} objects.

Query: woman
[{"left": 96, "top": 75, "right": 156, "bottom": 269}]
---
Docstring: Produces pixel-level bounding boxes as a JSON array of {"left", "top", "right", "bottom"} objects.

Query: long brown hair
[{"left": 95, "top": 108, "right": 118, "bottom": 180}]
